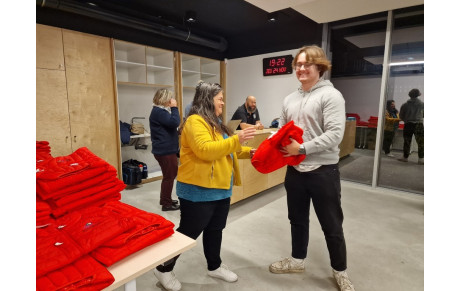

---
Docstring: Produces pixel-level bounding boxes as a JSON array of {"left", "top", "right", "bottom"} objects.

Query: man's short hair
[{"left": 408, "top": 89, "right": 421, "bottom": 98}]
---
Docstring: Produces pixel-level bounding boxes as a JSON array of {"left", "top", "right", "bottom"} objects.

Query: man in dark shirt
[{"left": 231, "top": 95, "right": 264, "bottom": 130}]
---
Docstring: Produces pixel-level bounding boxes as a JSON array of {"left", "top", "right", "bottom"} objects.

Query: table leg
[{"left": 124, "top": 279, "right": 136, "bottom": 291}]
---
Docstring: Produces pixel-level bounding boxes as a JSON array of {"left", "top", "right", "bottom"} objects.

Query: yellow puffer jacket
[
  {"left": 384, "top": 110, "right": 400, "bottom": 132},
  {"left": 177, "top": 114, "right": 251, "bottom": 189}
]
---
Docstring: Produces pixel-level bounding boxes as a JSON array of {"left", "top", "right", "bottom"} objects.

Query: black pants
[
  {"left": 285, "top": 164, "right": 347, "bottom": 271},
  {"left": 403, "top": 122, "right": 424, "bottom": 158},
  {"left": 156, "top": 197, "right": 230, "bottom": 273},
  {"left": 382, "top": 130, "right": 396, "bottom": 154}
]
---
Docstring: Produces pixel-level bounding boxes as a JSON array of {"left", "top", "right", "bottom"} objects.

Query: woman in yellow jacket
[
  {"left": 153, "top": 82, "right": 256, "bottom": 291},
  {"left": 383, "top": 100, "right": 400, "bottom": 157}
]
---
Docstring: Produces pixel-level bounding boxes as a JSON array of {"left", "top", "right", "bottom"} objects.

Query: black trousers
[
  {"left": 156, "top": 197, "right": 230, "bottom": 272},
  {"left": 382, "top": 130, "right": 396, "bottom": 154},
  {"left": 402, "top": 122, "right": 424, "bottom": 158},
  {"left": 285, "top": 164, "right": 347, "bottom": 271}
]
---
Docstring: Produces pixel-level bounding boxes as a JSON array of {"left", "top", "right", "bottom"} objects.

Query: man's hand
[
  {"left": 280, "top": 138, "right": 301, "bottom": 157},
  {"left": 255, "top": 122, "right": 264, "bottom": 130}
]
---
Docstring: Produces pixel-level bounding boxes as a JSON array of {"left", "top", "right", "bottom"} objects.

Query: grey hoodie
[
  {"left": 280, "top": 79, "right": 346, "bottom": 170},
  {"left": 399, "top": 98, "right": 424, "bottom": 123}
]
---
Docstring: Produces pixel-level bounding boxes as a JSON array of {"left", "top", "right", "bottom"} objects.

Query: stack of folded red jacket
[
  {"left": 36, "top": 141, "right": 53, "bottom": 161},
  {"left": 36, "top": 255, "right": 115, "bottom": 291},
  {"left": 36, "top": 147, "right": 126, "bottom": 218},
  {"left": 36, "top": 204, "right": 135, "bottom": 290},
  {"left": 251, "top": 120, "right": 306, "bottom": 174},
  {"left": 36, "top": 196, "right": 54, "bottom": 227},
  {"left": 91, "top": 201, "right": 175, "bottom": 266}
]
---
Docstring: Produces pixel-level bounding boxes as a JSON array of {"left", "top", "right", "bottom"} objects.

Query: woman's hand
[
  {"left": 238, "top": 127, "right": 256, "bottom": 145},
  {"left": 169, "top": 98, "right": 177, "bottom": 107},
  {"left": 250, "top": 148, "right": 256, "bottom": 158}
]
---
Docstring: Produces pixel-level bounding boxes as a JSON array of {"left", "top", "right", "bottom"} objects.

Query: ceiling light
[
  {"left": 185, "top": 11, "right": 197, "bottom": 23},
  {"left": 389, "top": 61, "right": 424, "bottom": 66},
  {"left": 267, "top": 12, "right": 277, "bottom": 23}
]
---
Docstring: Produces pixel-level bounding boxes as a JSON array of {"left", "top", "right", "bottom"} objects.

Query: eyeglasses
[{"left": 295, "top": 63, "right": 315, "bottom": 70}]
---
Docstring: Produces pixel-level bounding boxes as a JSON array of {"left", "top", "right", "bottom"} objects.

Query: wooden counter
[{"left": 231, "top": 129, "right": 286, "bottom": 204}]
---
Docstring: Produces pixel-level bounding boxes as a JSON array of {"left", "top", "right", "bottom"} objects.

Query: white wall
[
  {"left": 226, "top": 49, "right": 300, "bottom": 127},
  {"left": 226, "top": 50, "right": 424, "bottom": 125}
]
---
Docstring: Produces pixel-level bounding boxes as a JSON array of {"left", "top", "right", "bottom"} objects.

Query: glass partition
[
  {"left": 378, "top": 7, "right": 424, "bottom": 193},
  {"left": 330, "top": 12, "right": 388, "bottom": 186}
]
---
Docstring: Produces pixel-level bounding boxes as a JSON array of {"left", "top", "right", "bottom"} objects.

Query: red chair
[{"left": 346, "top": 113, "right": 369, "bottom": 126}]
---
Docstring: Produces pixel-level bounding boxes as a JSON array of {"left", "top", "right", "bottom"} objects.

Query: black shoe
[
  {"left": 159, "top": 200, "right": 179, "bottom": 206},
  {"left": 162, "top": 204, "right": 180, "bottom": 211}
]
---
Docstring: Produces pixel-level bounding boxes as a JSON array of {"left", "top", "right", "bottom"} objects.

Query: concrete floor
[{"left": 115, "top": 179, "right": 424, "bottom": 291}]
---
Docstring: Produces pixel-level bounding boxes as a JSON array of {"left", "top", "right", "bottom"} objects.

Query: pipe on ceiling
[{"left": 37, "top": 0, "right": 228, "bottom": 52}]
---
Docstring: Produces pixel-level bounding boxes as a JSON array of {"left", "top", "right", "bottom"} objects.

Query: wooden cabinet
[
  {"left": 230, "top": 129, "right": 287, "bottom": 204},
  {"left": 36, "top": 24, "right": 121, "bottom": 173},
  {"left": 36, "top": 24, "right": 65, "bottom": 70}
]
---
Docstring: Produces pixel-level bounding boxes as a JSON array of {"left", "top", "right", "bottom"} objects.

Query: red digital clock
[{"left": 263, "top": 55, "right": 293, "bottom": 76}]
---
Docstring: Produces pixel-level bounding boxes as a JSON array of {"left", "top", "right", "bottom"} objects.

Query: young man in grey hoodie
[
  {"left": 268, "top": 45, "right": 355, "bottom": 291},
  {"left": 398, "top": 88, "right": 424, "bottom": 164}
]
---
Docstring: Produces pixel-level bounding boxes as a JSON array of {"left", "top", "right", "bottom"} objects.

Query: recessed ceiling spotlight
[
  {"left": 267, "top": 12, "right": 278, "bottom": 23},
  {"left": 185, "top": 11, "right": 197, "bottom": 23},
  {"left": 87, "top": 2, "right": 97, "bottom": 6}
]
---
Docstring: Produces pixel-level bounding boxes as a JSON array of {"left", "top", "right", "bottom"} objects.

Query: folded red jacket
[
  {"left": 52, "top": 178, "right": 125, "bottom": 207},
  {"left": 36, "top": 255, "right": 114, "bottom": 291},
  {"left": 49, "top": 171, "right": 120, "bottom": 200},
  {"left": 37, "top": 166, "right": 117, "bottom": 200},
  {"left": 36, "top": 224, "right": 85, "bottom": 277},
  {"left": 50, "top": 192, "right": 122, "bottom": 218},
  {"left": 251, "top": 120, "right": 306, "bottom": 174},
  {"left": 37, "top": 204, "right": 134, "bottom": 277},
  {"left": 36, "top": 147, "right": 117, "bottom": 200},
  {"left": 91, "top": 201, "right": 175, "bottom": 266}
]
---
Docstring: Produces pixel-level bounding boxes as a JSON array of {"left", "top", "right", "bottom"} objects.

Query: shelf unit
[
  {"left": 114, "top": 40, "right": 176, "bottom": 179},
  {"left": 180, "top": 53, "right": 221, "bottom": 118}
]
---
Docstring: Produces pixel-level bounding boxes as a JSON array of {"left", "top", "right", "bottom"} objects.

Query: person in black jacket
[{"left": 149, "top": 89, "right": 181, "bottom": 211}]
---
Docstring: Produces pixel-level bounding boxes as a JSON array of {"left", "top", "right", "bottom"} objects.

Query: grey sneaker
[
  {"left": 398, "top": 157, "right": 408, "bottom": 162},
  {"left": 153, "top": 269, "right": 182, "bottom": 291},
  {"left": 333, "top": 269, "right": 355, "bottom": 291},
  {"left": 269, "top": 257, "right": 305, "bottom": 274},
  {"left": 207, "top": 264, "right": 238, "bottom": 282}
]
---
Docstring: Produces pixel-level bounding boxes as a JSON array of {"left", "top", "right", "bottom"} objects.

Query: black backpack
[{"left": 122, "top": 159, "right": 148, "bottom": 185}]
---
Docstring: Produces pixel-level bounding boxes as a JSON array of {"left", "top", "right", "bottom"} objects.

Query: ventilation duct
[{"left": 36, "top": 0, "right": 228, "bottom": 52}]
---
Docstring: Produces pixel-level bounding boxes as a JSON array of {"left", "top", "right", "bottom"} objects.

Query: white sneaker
[
  {"left": 385, "top": 153, "right": 395, "bottom": 157},
  {"left": 333, "top": 269, "right": 355, "bottom": 291},
  {"left": 207, "top": 264, "right": 238, "bottom": 282},
  {"left": 153, "top": 269, "right": 182, "bottom": 291},
  {"left": 269, "top": 257, "right": 305, "bottom": 274}
]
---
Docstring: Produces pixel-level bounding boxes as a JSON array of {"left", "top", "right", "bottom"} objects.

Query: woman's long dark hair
[
  {"left": 386, "top": 99, "right": 398, "bottom": 114},
  {"left": 180, "top": 81, "right": 233, "bottom": 136}
]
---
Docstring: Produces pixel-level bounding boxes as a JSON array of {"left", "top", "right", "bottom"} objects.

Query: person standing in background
[
  {"left": 269, "top": 45, "right": 355, "bottom": 291},
  {"left": 382, "top": 100, "right": 400, "bottom": 157},
  {"left": 231, "top": 95, "right": 264, "bottom": 130},
  {"left": 398, "top": 88, "right": 424, "bottom": 165},
  {"left": 153, "top": 82, "right": 256, "bottom": 291},
  {"left": 149, "top": 88, "right": 180, "bottom": 211}
]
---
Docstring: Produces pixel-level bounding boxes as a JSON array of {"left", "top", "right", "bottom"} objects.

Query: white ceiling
[{"left": 245, "top": 0, "right": 424, "bottom": 23}]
